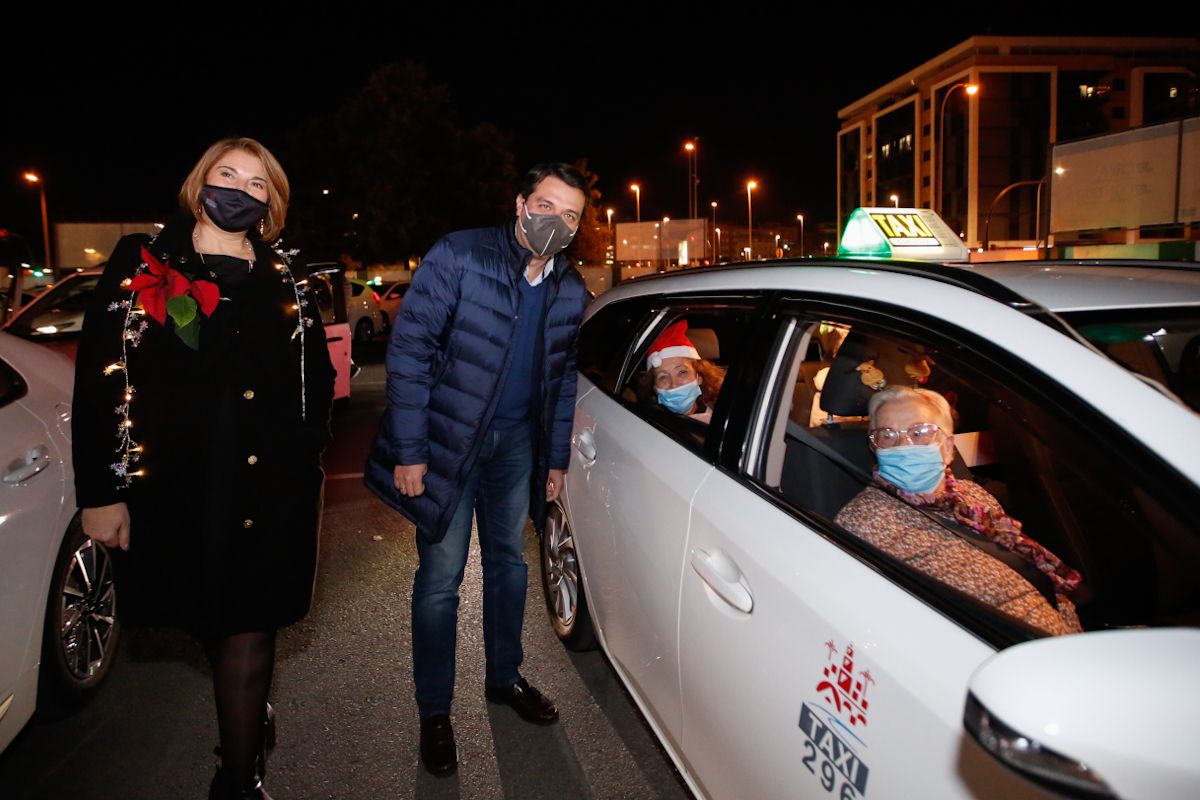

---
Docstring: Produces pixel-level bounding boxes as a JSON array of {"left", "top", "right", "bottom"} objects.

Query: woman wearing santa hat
[{"left": 644, "top": 320, "right": 725, "bottom": 424}]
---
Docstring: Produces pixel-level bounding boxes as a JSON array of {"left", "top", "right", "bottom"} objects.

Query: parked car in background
[
  {"left": 0, "top": 332, "right": 119, "bottom": 754},
  {"left": 347, "top": 279, "right": 384, "bottom": 344},
  {"left": 4, "top": 261, "right": 354, "bottom": 403},
  {"left": 1, "top": 269, "right": 103, "bottom": 361},
  {"left": 541, "top": 257, "right": 1200, "bottom": 799},
  {"left": 377, "top": 279, "right": 411, "bottom": 331}
]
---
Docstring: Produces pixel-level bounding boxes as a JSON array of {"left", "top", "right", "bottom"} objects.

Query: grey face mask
[{"left": 519, "top": 203, "right": 577, "bottom": 257}]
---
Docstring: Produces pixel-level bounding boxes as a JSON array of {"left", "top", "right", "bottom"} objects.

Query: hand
[
  {"left": 81, "top": 503, "right": 131, "bottom": 551},
  {"left": 394, "top": 463, "right": 428, "bottom": 497},
  {"left": 546, "top": 468, "right": 565, "bottom": 502}
]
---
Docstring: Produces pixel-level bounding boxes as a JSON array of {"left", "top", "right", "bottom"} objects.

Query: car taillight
[{"left": 372, "top": 291, "right": 381, "bottom": 304}]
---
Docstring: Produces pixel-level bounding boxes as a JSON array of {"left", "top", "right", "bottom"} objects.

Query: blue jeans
[{"left": 412, "top": 423, "right": 532, "bottom": 717}]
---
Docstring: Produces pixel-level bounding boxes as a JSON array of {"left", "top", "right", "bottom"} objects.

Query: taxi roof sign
[{"left": 838, "top": 207, "right": 969, "bottom": 262}]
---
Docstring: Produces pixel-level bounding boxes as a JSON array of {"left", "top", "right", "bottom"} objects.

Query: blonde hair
[
  {"left": 178, "top": 137, "right": 290, "bottom": 241},
  {"left": 868, "top": 386, "right": 954, "bottom": 433}
]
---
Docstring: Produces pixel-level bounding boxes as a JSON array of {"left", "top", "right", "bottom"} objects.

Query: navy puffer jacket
[{"left": 364, "top": 223, "right": 587, "bottom": 543}]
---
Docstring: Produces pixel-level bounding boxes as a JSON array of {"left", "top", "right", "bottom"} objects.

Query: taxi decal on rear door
[{"left": 799, "top": 640, "right": 874, "bottom": 798}]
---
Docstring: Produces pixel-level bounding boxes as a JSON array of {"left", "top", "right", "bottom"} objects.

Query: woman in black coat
[{"left": 73, "top": 137, "right": 334, "bottom": 800}]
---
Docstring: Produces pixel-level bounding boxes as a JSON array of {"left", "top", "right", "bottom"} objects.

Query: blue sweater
[{"left": 492, "top": 278, "right": 548, "bottom": 427}]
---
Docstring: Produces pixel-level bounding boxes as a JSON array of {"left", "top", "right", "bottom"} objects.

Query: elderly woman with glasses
[{"left": 835, "top": 386, "right": 1083, "bottom": 636}]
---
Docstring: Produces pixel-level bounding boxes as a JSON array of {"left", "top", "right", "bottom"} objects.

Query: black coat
[
  {"left": 72, "top": 212, "right": 334, "bottom": 636},
  {"left": 363, "top": 223, "right": 587, "bottom": 542}
]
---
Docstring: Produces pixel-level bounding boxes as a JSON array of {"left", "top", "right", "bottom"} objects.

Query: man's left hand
[{"left": 546, "top": 468, "right": 565, "bottom": 502}]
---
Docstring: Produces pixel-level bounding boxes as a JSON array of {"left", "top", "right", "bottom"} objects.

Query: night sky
[{"left": 1, "top": 6, "right": 1188, "bottom": 255}]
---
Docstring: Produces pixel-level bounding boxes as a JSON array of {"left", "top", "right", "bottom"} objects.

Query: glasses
[{"left": 868, "top": 422, "right": 945, "bottom": 449}]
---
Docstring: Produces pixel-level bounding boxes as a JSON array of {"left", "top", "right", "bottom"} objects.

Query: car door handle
[
  {"left": 573, "top": 429, "right": 597, "bottom": 466},
  {"left": 3, "top": 444, "right": 53, "bottom": 484},
  {"left": 690, "top": 547, "right": 754, "bottom": 613}
]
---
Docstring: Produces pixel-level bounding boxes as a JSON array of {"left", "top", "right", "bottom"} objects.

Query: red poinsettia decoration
[{"left": 125, "top": 246, "right": 219, "bottom": 324}]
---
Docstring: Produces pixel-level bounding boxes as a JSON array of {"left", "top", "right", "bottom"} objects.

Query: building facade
[{"left": 837, "top": 36, "right": 1199, "bottom": 253}]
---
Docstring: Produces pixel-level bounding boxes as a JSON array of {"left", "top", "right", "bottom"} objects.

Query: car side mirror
[{"left": 963, "top": 629, "right": 1200, "bottom": 799}]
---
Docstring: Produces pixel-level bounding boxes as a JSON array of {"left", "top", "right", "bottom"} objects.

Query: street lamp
[
  {"left": 684, "top": 141, "right": 698, "bottom": 219},
  {"left": 823, "top": 241, "right": 830, "bottom": 255},
  {"left": 889, "top": 194, "right": 900, "bottom": 208},
  {"left": 796, "top": 213, "right": 805, "bottom": 258},
  {"left": 606, "top": 208, "right": 614, "bottom": 229},
  {"left": 630, "top": 184, "right": 641, "bottom": 222},
  {"left": 23, "top": 172, "right": 51, "bottom": 272},
  {"left": 774, "top": 233, "right": 780, "bottom": 256},
  {"left": 715, "top": 227, "right": 721, "bottom": 262},
  {"left": 746, "top": 180, "right": 758, "bottom": 259},
  {"left": 937, "top": 82, "right": 979, "bottom": 214}
]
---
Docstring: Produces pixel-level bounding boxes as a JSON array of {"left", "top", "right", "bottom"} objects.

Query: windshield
[{"left": 1060, "top": 307, "right": 1200, "bottom": 412}]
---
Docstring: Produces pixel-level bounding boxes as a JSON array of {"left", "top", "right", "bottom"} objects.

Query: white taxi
[{"left": 539, "top": 256, "right": 1200, "bottom": 799}]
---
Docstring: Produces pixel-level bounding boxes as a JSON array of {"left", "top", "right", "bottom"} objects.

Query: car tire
[
  {"left": 379, "top": 311, "right": 390, "bottom": 332},
  {"left": 38, "top": 515, "right": 120, "bottom": 715},
  {"left": 539, "top": 501, "right": 597, "bottom": 651},
  {"left": 354, "top": 318, "right": 374, "bottom": 343}
]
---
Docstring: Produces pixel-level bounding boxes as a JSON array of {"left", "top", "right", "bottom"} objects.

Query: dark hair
[{"left": 519, "top": 162, "right": 589, "bottom": 205}]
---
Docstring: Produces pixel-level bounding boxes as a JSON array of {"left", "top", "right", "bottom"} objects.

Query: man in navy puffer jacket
[{"left": 365, "top": 163, "right": 588, "bottom": 776}]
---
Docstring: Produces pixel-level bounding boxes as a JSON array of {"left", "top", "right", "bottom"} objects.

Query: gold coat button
[
  {"left": 243, "top": 389, "right": 255, "bottom": 399},
  {"left": 243, "top": 519, "right": 254, "bottom": 529},
  {"left": 247, "top": 455, "right": 258, "bottom": 465}
]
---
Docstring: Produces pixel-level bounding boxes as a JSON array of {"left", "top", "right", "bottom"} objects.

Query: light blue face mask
[
  {"left": 876, "top": 443, "right": 945, "bottom": 494},
  {"left": 656, "top": 380, "right": 702, "bottom": 415}
]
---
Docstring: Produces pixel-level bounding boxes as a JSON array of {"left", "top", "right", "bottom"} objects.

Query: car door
[
  {"left": 0, "top": 349, "right": 68, "bottom": 745},
  {"left": 678, "top": 305, "right": 1032, "bottom": 800},
  {"left": 565, "top": 297, "right": 761, "bottom": 747}
]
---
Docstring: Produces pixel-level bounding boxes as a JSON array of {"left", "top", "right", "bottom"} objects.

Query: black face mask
[{"left": 199, "top": 184, "right": 269, "bottom": 233}]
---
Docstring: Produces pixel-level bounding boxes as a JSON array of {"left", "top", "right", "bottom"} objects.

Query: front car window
[
  {"left": 1062, "top": 307, "right": 1200, "bottom": 412},
  {"left": 747, "top": 307, "right": 1200, "bottom": 644}
]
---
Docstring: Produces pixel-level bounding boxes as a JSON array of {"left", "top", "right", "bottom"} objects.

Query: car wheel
[
  {"left": 539, "top": 501, "right": 597, "bottom": 651},
  {"left": 380, "top": 311, "right": 390, "bottom": 332},
  {"left": 38, "top": 516, "right": 120, "bottom": 713},
  {"left": 354, "top": 318, "right": 374, "bottom": 343}
]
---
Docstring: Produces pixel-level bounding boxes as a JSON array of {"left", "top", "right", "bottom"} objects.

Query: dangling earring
[{"left": 258, "top": 219, "right": 265, "bottom": 237}]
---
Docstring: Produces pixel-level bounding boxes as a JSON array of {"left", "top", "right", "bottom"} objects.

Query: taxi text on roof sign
[{"left": 838, "top": 207, "right": 969, "bottom": 263}]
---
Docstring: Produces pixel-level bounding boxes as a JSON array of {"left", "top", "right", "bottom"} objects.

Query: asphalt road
[{"left": 0, "top": 339, "right": 693, "bottom": 800}]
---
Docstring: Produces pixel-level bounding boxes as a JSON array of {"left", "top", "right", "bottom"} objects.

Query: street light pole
[
  {"left": 710, "top": 201, "right": 718, "bottom": 261},
  {"left": 746, "top": 180, "right": 757, "bottom": 260},
  {"left": 796, "top": 213, "right": 805, "bottom": 258},
  {"left": 630, "top": 184, "right": 641, "bottom": 223},
  {"left": 937, "top": 82, "right": 979, "bottom": 215},
  {"left": 23, "top": 172, "right": 51, "bottom": 272},
  {"left": 684, "top": 141, "right": 698, "bottom": 219}
]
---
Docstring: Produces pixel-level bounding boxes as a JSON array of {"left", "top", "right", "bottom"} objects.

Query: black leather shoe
[
  {"left": 419, "top": 714, "right": 458, "bottom": 776},
  {"left": 484, "top": 677, "right": 559, "bottom": 725}
]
